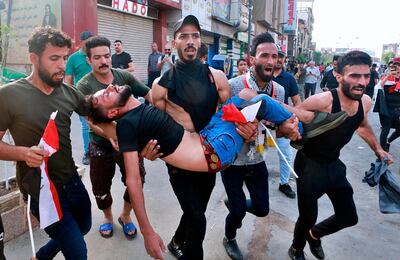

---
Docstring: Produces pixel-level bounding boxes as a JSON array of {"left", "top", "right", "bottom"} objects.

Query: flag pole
[
  {"left": 27, "top": 195, "right": 36, "bottom": 258},
  {"left": 261, "top": 124, "right": 298, "bottom": 178}
]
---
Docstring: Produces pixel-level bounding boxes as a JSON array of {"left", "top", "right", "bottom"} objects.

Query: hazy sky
[{"left": 312, "top": 0, "right": 400, "bottom": 57}]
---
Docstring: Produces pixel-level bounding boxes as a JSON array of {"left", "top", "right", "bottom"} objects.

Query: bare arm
[
  {"left": 291, "top": 94, "right": 301, "bottom": 107},
  {"left": 356, "top": 96, "right": 393, "bottom": 163},
  {"left": 144, "top": 89, "right": 153, "bottom": 104},
  {"left": 151, "top": 77, "right": 167, "bottom": 111},
  {"left": 0, "top": 130, "right": 47, "bottom": 167},
  {"left": 64, "top": 75, "right": 73, "bottom": 87},
  {"left": 125, "top": 62, "right": 135, "bottom": 73},
  {"left": 210, "top": 67, "right": 231, "bottom": 103},
  {"left": 123, "top": 151, "right": 166, "bottom": 259}
]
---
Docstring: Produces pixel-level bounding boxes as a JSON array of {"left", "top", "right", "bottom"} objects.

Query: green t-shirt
[
  {"left": 77, "top": 68, "right": 150, "bottom": 147},
  {"left": 0, "top": 79, "right": 88, "bottom": 191},
  {"left": 65, "top": 49, "right": 92, "bottom": 87}
]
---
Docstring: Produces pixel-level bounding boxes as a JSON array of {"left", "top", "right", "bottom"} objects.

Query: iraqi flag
[
  {"left": 222, "top": 101, "right": 262, "bottom": 123},
  {"left": 38, "top": 111, "right": 62, "bottom": 229}
]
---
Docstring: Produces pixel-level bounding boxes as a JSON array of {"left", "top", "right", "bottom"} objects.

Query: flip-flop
[
  {"left": 99, "top": 223, "right": 113, "bottom": 238},
  {"left": 118, "top": 217, "right": 137, "bottom": 240}
]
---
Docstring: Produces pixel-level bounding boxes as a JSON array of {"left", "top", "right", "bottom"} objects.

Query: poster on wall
[
  {"left": 182, "top": 0, "right": 212, "bottom": 32},
  {"left": 283, "top": 0, "right": 297, "bottom": 34},
  {"left": 4, "top": 0, "right": 62, "bottom": 65},
  {"left": 212, "top": 0, "right": 231, "bottom": 23}
]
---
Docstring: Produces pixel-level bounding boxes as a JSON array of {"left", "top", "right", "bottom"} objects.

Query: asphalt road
[{"left": 4, "top": 108, "right": 400, "bottom": 260}]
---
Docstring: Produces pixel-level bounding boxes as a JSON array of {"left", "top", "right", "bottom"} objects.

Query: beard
[
  {"left": 341, "top": 80, "right": 365, "bottom": 100},
  {"left": 117, "top": 86, "right": 132, "bottom": 107},
  {"left": 38, "top": 62, "right": 63, "bottom": 88},
  {"left": 255, "top": 63, "right": 273, "bottom": 82},
  {"left": 177, "top": 45, "right": 197, "bottom": 61}
]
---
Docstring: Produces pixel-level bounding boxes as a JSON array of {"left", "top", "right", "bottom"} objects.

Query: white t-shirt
[{"left": 305, "top": 66, "right": 320, "bottom": 84}]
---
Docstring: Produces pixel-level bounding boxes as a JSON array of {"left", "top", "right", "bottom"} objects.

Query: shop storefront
[{"left": 97, "top": 1, "right": 157, "bottom": 82}]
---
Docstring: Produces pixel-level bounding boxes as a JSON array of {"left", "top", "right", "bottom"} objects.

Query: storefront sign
[
  {"left": 182, "top": 0, "right": 212, "bottom": 32},
  {"left": 212, "top": 0, "right": 231, "bottom": 24},
  {"left": 112, "top": 0, "right": 148, "bottom": 17},
  {"left": 3, "top": 0, "right": 62, "bottom": 65},
  {"left": 283, "top": 0, "right": 297, "bottom": 34}
]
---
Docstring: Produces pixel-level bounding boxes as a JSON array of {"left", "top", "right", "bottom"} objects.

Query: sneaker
[
  {"left": 306, "top": 232, "right": 325, "bottom": 259},
  {"left": 223, "top": 237, "right": 243, "bottom": 260},
  {"left": 303, "top": 111, "right": 348, "bottom": 139},
  {"left": 167, "top": 238, "right": 183, "bottom": 259},
  {"left": 224, "top": 198, "right": 242, "bottom": 228},
  {"left": 279, "top": 184, "right": 296, "bottom": 199},
  {"left": 288, "top": 246, "right": 306, "bottom": 260},
  {"left": 82, "top": 153, "right": 90, "bottom": 165}
]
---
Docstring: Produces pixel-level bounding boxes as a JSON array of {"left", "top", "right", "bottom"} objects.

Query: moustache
[{"left": 99, "top": 64, "right": 109, "bottom": 69}]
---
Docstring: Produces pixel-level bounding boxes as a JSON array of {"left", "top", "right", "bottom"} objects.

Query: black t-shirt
[
  {"left": 117, "top": 104, "right": 184, "bottom": 157},
  {"left": 158, "top": 59, "right": 219, "bottom": 132},
  {"left": 368, "top": 69, "right": 379, "bottom": 88},
  {"left": 112, "top": 51, "right": 132, "bottom": 69}
]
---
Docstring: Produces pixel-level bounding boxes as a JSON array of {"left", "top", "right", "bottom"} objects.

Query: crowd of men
[{"left": 0, "top": 14, "right": 396, "bottom": 260}]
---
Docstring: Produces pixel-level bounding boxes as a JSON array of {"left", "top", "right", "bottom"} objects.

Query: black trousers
[
  {"left": 292, "top": 152, "right": 358, "bottom": 250},
  {"left": 221, "top": 162, "right": 270, "bottom": 240},
  {"left": 148, "top": 71, "right": 160, "bottom": 88},
  {"left": 0, "top": 214, "right": 5, "bottom": 260},
  {"left": 167, "top": 164, "right": 216, "bottom": 260},
  {"left": 379, "top": 113, "right": 400, "bottom": 151}
]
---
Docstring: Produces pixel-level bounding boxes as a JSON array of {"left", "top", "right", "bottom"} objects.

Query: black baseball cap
[
  {"left": 278, "top": 50, "right": 286, "bottom": 57},
  {"left": 80, "top": 31, "right": 93, "bottom": 41},
  {"left": 173, "top": 15, "right": 201, "bottom": 38}
]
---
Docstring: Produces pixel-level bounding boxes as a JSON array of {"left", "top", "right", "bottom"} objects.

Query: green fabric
[
  {"left": 1, "top": 67, "right": 27, "bottom": 84},
  {"left": 0, "top": 79, "right": 87, "bottom": 191},
  {"left": 65, "top": 49, "right": 92, "bottom": 87},
  {"left": 77, "top": 68, "right": 150, "bottom": 147}
]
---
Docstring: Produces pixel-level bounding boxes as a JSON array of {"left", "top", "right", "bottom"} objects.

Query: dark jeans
[
  {"left": 30, "top": 174, "right": 92, "bottom": 260},
  {"left": 221, "top": 162, "right": 270, "bottom": 240},
  {"left": 292, "top": 152, "right": 358, "bottom": 250},
  {"left": 304, "top": 83, "right": 317, "bottom": 99},
  {"left": 89, "top": 142, "right": 146, "bottom": 210},
  {"left": 148, "top": 71, "right": 161, "bottom": 88},
  {"left": 167, "top": 164, "right": 216, "bottom": 260},
  {"left": 0, "top": 215, "right": 4, "bottom": 260},
  {"left": 379, "top": 114, "right": 400, "bottom": 151}
]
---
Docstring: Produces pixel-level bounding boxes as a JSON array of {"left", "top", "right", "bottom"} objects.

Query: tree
[
  {"left": 382, "top": 52, "right": 395, "bottom": 65},
  {"left": 296, "top": 53, "right": 307, "bottom": 64},
  {"left": 312, "top": 51, "right": 322, "bottom": 65}
]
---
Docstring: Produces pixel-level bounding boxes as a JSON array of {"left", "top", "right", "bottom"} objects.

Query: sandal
[
  {"left": 99, "top": 223, "right": 113, "bottom": 238},
  {"left": 118, "top": 217, "right": 137, "bottom": 240}
]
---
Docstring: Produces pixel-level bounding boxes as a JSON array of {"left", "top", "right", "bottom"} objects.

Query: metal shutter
[{"left": 97, "top": 6, "right": 153, "bottom": 83}]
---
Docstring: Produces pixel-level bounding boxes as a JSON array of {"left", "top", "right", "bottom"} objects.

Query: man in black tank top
[
  {"left": 287, "top": 51, "right": 393, "bottom": 260},
  {"left": 149, "top": 16, "right": 257, "bottom": 259}
]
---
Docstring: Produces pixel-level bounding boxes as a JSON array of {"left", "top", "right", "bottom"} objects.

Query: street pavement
[{"left": 4, "top": 107, "right": 400, "bottom": 260}]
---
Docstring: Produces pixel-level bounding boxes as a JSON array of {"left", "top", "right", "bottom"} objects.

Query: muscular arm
[
  {"left": 356, "top": 96, "right": 393, "bottom": 163},
  {"left": 287, "top": 92, "right": 332, "bottom": 123},
  {"left": 123, "top": 151, "right": 165, "bottom": 259},
  {"left": 210, "top": 67, "right": 231, "bottom": 103},
  {"left": 151, "top": 77, "right": 167, "bottom": 111}
]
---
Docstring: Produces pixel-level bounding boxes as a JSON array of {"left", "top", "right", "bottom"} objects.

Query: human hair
[
  {"left": 333, "top": 55, "right": 340, "bottom": 61},
  {"left": 85, "top": 95, "right": 114, "bottom": 124},
  {"left": 45, "top": 3, "right": 51, "bottom": 9},
  {"left": 197, "top": 43, "right": 208, "bottom": 58},
  {"left": 85, "top": 36, "right": 111, "bottom": 58},
  {"left": 237, "top": 58, "right": 246, "bottom": 66},
  {"left": 28, "top": 27, "right": 72, "bottom": 56},
  {"left": 250, "top": 32, "right": 275, "bottom": 56},
  {"left": 114, "top": 39, "right": 122, "bottom": 44},
  {"left": 336, "top": 51, "right": 372, "bottom": 74}
]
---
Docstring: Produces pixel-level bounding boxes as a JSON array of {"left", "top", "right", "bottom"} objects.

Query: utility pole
[{"left": 247, "top": 0, "right": 253, "bottom": 53}]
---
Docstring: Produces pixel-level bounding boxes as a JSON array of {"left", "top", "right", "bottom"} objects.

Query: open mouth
[
  {"left": 264, "top": 67, "right": 273, "bottom": 73},
  {"left": 53, "top": 72, "right": 64, "bottom": 79}
]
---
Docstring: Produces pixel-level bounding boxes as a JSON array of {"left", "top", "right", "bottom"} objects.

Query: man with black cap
[
  {"left": 151, "top": 15, "right": 256, "bottom": 260},
  {"left": 65, "top": 30, "right": 94, "bottom": 165},
  {"left": 273, "top": 49, "right": 301, "bottom": 199}
]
